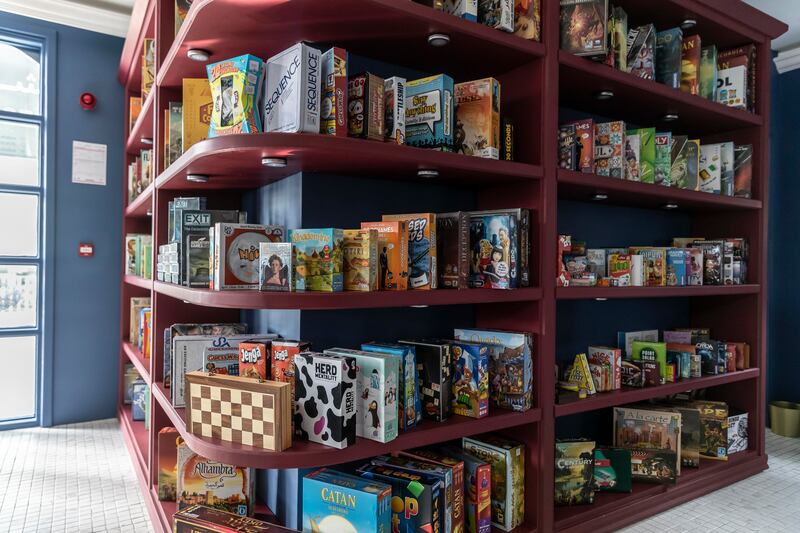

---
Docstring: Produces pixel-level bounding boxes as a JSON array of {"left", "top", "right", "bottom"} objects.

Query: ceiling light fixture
[
  {"left": 140, "top": 137, "right": 153, "bottom": 145},
  {"left": 680, "top": 19, "right": 697, "bottom": 30},
  {"left": 261, "top": 157, "right": 288, "bottom": 168},
  {"left": 662, "top": 113, "right": 680, "bottom": 122},
  {"left": 187, "top": 48, "right": 211, "bottom": 62},
  {"left": 591, "top": 193, "right": 608, "bottom": 201},
  {"left": 663, "top": 203, "right": 679, "bottom": 210},
  {"left": 427, "top": 33, "right": 450, "bottom": 47},
  {"left": 596, "top": 90, "right": 614, "bottom": 100},
  {"left": 186, "top": 174, "right": 210, "bottom": 183},
  {"left": 417, "top": 169, "right": 439, "bottom": 179}
]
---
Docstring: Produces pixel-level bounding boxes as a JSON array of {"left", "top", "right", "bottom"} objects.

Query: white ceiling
[{"left": 744, "top": 0, "right": 800, "bottom": 51}]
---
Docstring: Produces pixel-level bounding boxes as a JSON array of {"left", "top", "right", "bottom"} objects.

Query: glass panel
[
  {"left": 0, "top": 120, "right": 39, "bottom": 186},
  {"left": 0, "top": 43, "right": 41, "bottom": 115},
  {"left": 0, "top": 193, "right": 38, "bottom": 256},
  {"left": 0, "top": 265, "right": 37, "bottom": 328},
  {"left": 0, "top": 335, "right": 36, "bottom": 420}
]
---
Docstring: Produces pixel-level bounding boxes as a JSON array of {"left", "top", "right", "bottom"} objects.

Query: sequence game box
[
  {"left": 207, "top": 54, "right": 264, "bottom": 136},
  {"left": 399, "top": 339, "right": 452, "bottom": 422},
  {"left": 177, "top": 441, "right": 255, "bottom": 515},
  {"left": 455, "top": 77, "right": 501, "bottom": 159},
  {"left": 293, "top": 352, "right": 357, "bottom": 449},
  {"left": 405, "top": 74, "right": 454, "bottom": 150},
  {"left": 342, "top": 229, "right": 379, "bottom": 291},
  {"left": 303, "top": 469, "right": 391, "bottom": 533},
  {"left": 450, "top": 340, "right": 489, "bottom": 418},
  {"left": 382, "top": 213, "right": 437, "bottom": 290},
  {"left": 361, "top": 342, "right": 421, "bottom": 431},
  {"left": 289, "top": 228, "right": 344, "bottom": 292},
  {"left": 323, "top": 347, "right": 399, "bottom": 443},
  {"left": 437, "top": 212, "right": 470, "bottom": 289},
  {"left": 320, "top": 46, "right": 347, "bottom": 137},
  {"left": 361, "top": 220, "right": 409, "bottom": 290},
  {"left": 555, "top": 439, "right": 595, "bottom": 506},
  {"left": 264, "top": 43, "right": 321, "bottom": 133},
  {"left": 212, "top": 223, "right": 285, "bottom": 290}
]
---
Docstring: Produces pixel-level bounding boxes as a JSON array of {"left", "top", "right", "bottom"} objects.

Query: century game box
[
  {"left": 211, "top": 223, "right": 285, "bottom": 290},
  {"left": 342, "top": 229, "right": 379, "bottom": 291},
  {"left": 289, "top": 228, "right": 344, "bottom": 292},
  {"left": 303, "top": 469, "right": 391, "bottom": 533},
  {"left": 264, "top": 43, "right": 321, "bottom": 133},
  {"left": 323, "top": 347, "right": 400, "bottom": 444},
  {"left": 437, "top": 211, "right": 470, "bottom": 289},
  {"left": 361, "top": 342, "right": 421, "bottom": 431},
  {"left": 259, "top": 242, "right": 292, "bottom": 291},
  {"left": 399, "top": 339, "right": 452, "bottom": 422},
  {"left": 293, "top": 352, "right": 357, "bottom": 449},
  {"left": 462, "top": 435, "right": 524, "bottom": 531},
  {"left": 405, "top": 74, "right": 454, "bottom": 150},
  {"left": 174, "top": 505, "right": 295, "bottom": 533},
  {"left": 320, "top": 46, "right": 347, "bottom": 137},
  {"left": 559, "top": 0, "right": 607, "bottom": 57},
  {"left": 361, "top": 220, "right": 409, "bottom": 290},
  {"left": 455, "top": 77, "right": 501, "bottom": 159},
  {"left": 555, "top": 439, "right": 595, "bottom": 505},
  {"left": 177, "top": 441, "right": 255, "bottom": 515},
  {"left": 382, "top": 213, "right": 437, "bottom": 290},
  {"left": 207, "top": 54, "right": 264, "bottom": 136},
  {"left": 450, "top": 339, "right": 489, "bottom": 418},
  {"left": 454, "top": 328, "right": 533, "bottom": 411},
  {"left": 348, "top": 72, "right": 385, "bottom": 141}
]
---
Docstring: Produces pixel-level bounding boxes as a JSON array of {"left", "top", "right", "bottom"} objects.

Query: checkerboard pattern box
[{"left": 185, "top": 371, "right": 292, "bottom": 452}]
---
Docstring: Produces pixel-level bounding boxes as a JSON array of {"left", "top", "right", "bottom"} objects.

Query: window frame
[{"left": 0, "top": 25, "right": 56, "bottom": 429}]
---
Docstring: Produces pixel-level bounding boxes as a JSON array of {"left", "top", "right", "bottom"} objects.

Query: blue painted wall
[
  {"left": 767, "top": 62, "right": 799, "bottom": 405},
  {"left": 0, "top": 12, "right": 124, "bottom": 426}
]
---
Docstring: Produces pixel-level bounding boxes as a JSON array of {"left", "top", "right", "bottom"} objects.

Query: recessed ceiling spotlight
[
  {"left": 417, "top": 169, "right": 439, "bottom": 179},
  {"left": 187, "top": 48, "right": 211, "bottom": 62},
  {"left": 146, "top": 209, "right": 152, "bottom": 217},
  {"left": 595, "top": 297, "right": 608, "bottom": 302},
  {"left": 662, "top": 113, "right": 680, "bottom": 122},
  {"left": 427, "top": 33, "right": 450, "bottom": 47},
  {"left": 591, "top": 193, "right": 608, "bottom": 201},
  {"left": 140, "top": 137, "right": 153, "bottom": 145},
  {"left": 410, "top": 305, "right": 429, "bottom": 309},
  {"left": 680, "top": 19, "right": 697, "bottom": 30},
  {"left": 596, "top": 90, "right": 614, "bottom": 100},
  {"left": 261, "top": 157, "right": 288, "bottom": 168},
  {"left": 663, "top": 203, "right": 679, "bottom": 210},
  {"left": 186, "top": 174, "right": 210, "bottom": 183}
]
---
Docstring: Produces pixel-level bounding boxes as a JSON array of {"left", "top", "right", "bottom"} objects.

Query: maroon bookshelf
[{"left": 117, "top": 1, "right": 785, "bottom": 532}]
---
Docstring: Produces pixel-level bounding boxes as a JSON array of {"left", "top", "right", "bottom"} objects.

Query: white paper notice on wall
[{"left": 71, "top": 140, "right": 107, "bottom": 186}]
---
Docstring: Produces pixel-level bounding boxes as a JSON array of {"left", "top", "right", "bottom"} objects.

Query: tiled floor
[{"left": 0, "top": 420, "right": 798, "bottom": 532}]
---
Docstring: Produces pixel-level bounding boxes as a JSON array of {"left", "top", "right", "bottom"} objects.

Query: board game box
[
  {"left": 450, "top": 340, "right": 489, "bottom": 418},
  {"left": 632, "top": 340, "right": 667, "bottom": 381},
  {"left": 293, "top": 352, "right": 357, "bottom": 449},
  {"left": 271, "top": 339, "right": 310, "bottom": 432},
  {"left": 593, "top": 447, "right": 631, "bottom": 493},
  {"left": 163, "top": 323, "right": 247, "bottom": 389},
  {"left": 734, "top": 144, "right": 753, "bottom": 198},
  {"left": 264, "top": 43, "right": 321, "bottom": 133},
  {"left": 454, "top": 328, "right": 533, "bottom": 411},
  {"left": 558, "top": 124, "right": 577, "bottom": 170},
  {"left": 357, "top": 463, "right": 442, "bottom": 533},
  {"left": 588, "top": 345, "right": 621, "bottom": 390},
  {"left": 360, "top": 220, "right": 409, "bottom": 290},
  {"left": 555, "top": 439, "right": 595, "bottom": 506},
  {"left": 717, "top": 64, "right": 747, "bottom": 109},
  {"left": 559, "top": 0, "right": 607, "bottom": 57},
  {"left": 207, "top": 54, "right": 264, "bottom": 136},
  {"left": 177, "top": 441, "right": 255, "bottom": 515},
  {"left": 169, "top": 197, "right": 206, "bottom": 242},
  {"left": 632, "top": 247, "right": 665, "bottom": 286},
  {"left": 585, "top": 248, "right": 606, "bottom": 278},
  {"left": 398, "top": 339, "right": 452, "bottom": 422},
  {"left": 468, "top": 210, "right": 517, "bottom": 289},
  {"left": 174, "top": 505, "right": 294, "bottom": 533},
  {"left": 595, "top": 121, "right": 625, "bottom": 178},
  {"left": 670, "top": 405, "right": 702, "bottom": 467},
  {"left": 666, "top": 248, "right": 687, "bottom": 286},
  {"left": 700, "top": 45, "right": 718, "bottom": 100},
  {"left": 382, "top": 213, "right": 436, "bottom": 290},
  {"left": 142, "top": 38, "right": 154, "bottom": 99},
  {"left": 681, "top": 34, "right": 701, "bottom": 94},
  {"left": 623, "top": 129, "right": 640, "bottom": 181},
  {"left": 384, "top": 76, "right": 406, "bottom": 144},
  {"left": 629, "top": 449, "right": 678, "bottom": 484},
  {"left": 692, "top": 240, "right": 723, "bottom": 285},
  {"left": 202, "top": 344, "right": 240, "bottom": 375},
  {"left": 479, "top": 0, "right": 514, "bottom": 32},
  {"left": 132, "top": 379, "right": 147, "bottom": 421},
  {"left": 186, "top": 232, "right": 211, "bottom": 288},
  {"left": 627, "top": 24, "right": 655, "bottom": 79},
  {"left": 455, "top": 77, "right": 501, "bottom": 159},
  {"left": 441, "top": 445, "right": 492, "bottom": 533},
  {"left": 634, "top": 128, "right": 655, "bottom": 183},
  {"left": 514, "top": 0, "right": 541, "bottom": 40},
  {"left": 608, "top": 253, "right": 631, "bottom": 286},
  {"left": 609, "top": 6, "right": 628, "bottom": 70},
  {"left": 157, "top": 428, "right": 180, "bottom": 501},
  {"left": 728, "top": 410, "right": 748, "bottom": 454},
  {"left": 342, "top": 229, "right": 378, "bottom": 291},
  {"left": 181, "top": 78, "right": 212, "bottom": 153},
  {"left": 570, "top": 118, "right": 594, "bottom": 173},
  {"left": 303, "top": 469, "right": 392, "bottom": 533},
  {"left": 690, "top": 400, "right": 729, "bottom": 460},
  {"left": 655, "top": 28, "right": 682, "bottom": 88},
  {"left": 699, "top": 143, "right": 722, "bottom": 194},
  {"left": 320, "top": 47, "right": 347, "bottom": 137},
  {"left": 289, "top": 228, "right": 344, "bottom": 292},
  {"left": 437, "top": 211, "right": 470, "bottom": 289},
  {"left": 212, "top": 223, "right": 285, "bottom": 290},
  {"left": 259, "top": 242, "right": 291, "bottom": 291},
  {"left": 443, "top": 0, "right": 478, "bottom": 21},
  {"left": 361, "top": 342, "right": 421, "bottom": 430},
  {"left": 620, "top": 360, "right": 644, "bottom": 387},
  {"left": 720, "top": 141, "right": 735, "bottom": 196},
  {"left": 348, "top": 72, "right": 385, "bottom": 141},
  {"left": 502, "top": 117, "right": 514, "bottom": 161},
  {"left": 323, "top": 347, "right": 399, "bottom": 443},
  {"left": 613, "top": 406, "right": 681, "bottom": 482},
  {"left": 462, "top": 435, "right": 524, "bottom": 531},
  {"left": 617, "top": 329, "right": 658, "bottom": 359},
  {"left": 405, "top": 74, "right": 454, "bottom": 150},
  {"left": 239, "top": 342, "right": 269, "bottom": 380},
  {"left": 654, "top": 132, "right": 672, "bottom": 186},
  {"left": 402, "top": 448, "right": 466, "bottom": 533}
]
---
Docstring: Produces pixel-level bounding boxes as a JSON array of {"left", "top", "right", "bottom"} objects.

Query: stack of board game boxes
[
  {"left": 560, "top": 1, "right": 758, "bottom": 112},
  {"left": 556, "top": 400, "right": 747, "bottom": 506},
  {"left": 558, "top": 235, "right": 748, "bottom": 288}
]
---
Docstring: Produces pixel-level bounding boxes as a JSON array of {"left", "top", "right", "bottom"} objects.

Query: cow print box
[{"left": 293, "top": 352, "right": 357, "bottom": 449}]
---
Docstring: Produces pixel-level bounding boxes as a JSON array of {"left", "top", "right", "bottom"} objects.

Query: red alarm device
[{"left": 80, "top": 92, "right": 96, "bottom": 110}]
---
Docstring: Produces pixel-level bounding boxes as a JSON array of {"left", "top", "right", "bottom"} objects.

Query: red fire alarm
[
  {"left": 80, "top": 92, "right": 96, "bottom": 110},
  {"left": 78, "top": 243, "right": 94, "bottom": 257}
]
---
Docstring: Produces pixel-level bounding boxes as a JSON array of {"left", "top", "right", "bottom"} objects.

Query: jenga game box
[
  {"left": 382, "top": 213, "right": 437, "bottom": 290},
  {"left": 239, "top": 342, "right": 270, "bottom": 380},
  {"left": 361, "top": 221, "right": 409, "bottom": 291}
]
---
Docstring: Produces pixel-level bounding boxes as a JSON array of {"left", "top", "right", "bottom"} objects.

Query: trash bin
[{"left": 770, "top": 401, "right": 800, "bottom": 437}]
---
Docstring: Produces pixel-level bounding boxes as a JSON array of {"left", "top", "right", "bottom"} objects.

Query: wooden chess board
[{"left": 185, "top": 371, "right": 292, "bottom": 452}]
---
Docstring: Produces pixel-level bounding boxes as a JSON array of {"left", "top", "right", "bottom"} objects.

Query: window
[{"left": 0, "top": 37, "right": 44, "bottom": 425}]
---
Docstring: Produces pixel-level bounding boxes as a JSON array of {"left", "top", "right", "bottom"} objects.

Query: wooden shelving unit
[{"left": 116, "top": 1, "right": 785, "bottom": 532}]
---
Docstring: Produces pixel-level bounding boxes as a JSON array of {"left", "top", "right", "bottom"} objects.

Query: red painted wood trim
[
  {"left": 122, "top": 341, "right": 151, "bottom": 383},
  {"left": 125, "top": 274, "right": 154, "bottom": 290},
  {"left": 125, "top": 182, "right": 154, "bottom": 218},
  {"left": 557, "top": 284, "right": 760, "bottom": 300}
]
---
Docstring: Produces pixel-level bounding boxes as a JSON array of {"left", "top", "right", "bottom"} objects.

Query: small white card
[{"left": 71, "top": 140, "right": 107, "bottom": 186}]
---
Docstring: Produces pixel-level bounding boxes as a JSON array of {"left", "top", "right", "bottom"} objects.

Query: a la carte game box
[
  {"left": 323, "top": 347, "right": 400, "bottom": 444},
  {"left": 289, "top": 228, "right": 344, "bottom": 292},
  {"left": 293, "top": 351, "right": 357, "bottom": 449},
  {"left": 207, "top": 54, "right": 264, "bottom": 137}
]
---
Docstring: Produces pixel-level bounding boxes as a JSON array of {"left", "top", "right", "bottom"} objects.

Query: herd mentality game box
[
  {"left": 455, "top": 77, "right": 501, "bottom": 159},
  {"left": 382, "top": 213, "right": 437, "bottom": 290},
  {"left": 405, "top": 74, "right": 454, "bottom": 150},
  {"left": 264, "top": 43, "right": 321, "bottom": 133},
  {"left": 555, "top": 439, "right": 595, "bottom": 506},
  {"left": 289, "top": 228, "right": 344, "bottom": 292},
  {"left": 323, "top": 347, "right": 400, "bottom": 444},
  {"left": 207, "top": 54, "right": 264, "bottom": 136},
  {"left": 360, "top": 220, "right": 409, "bottom": 290},
  {"left": 303, "top": 469, "right": 392, "bottom": 533},
  {"left": 293, "top": 352, "right": 357, "bottom": 449}
]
